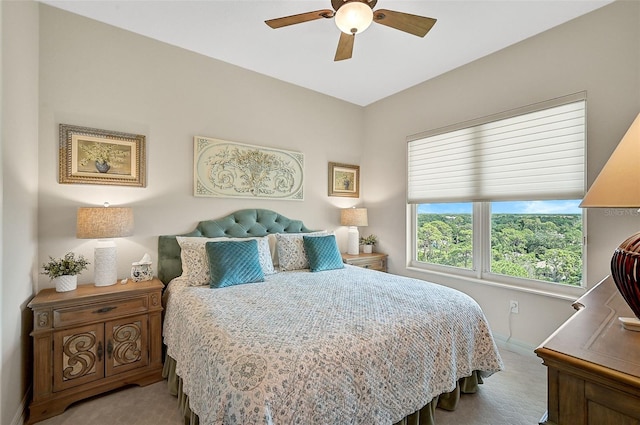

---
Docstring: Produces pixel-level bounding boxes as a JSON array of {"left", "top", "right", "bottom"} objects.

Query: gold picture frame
[
  {"left": 328, "top": 162, "right": 360, "bottom": 198},
  {"left": 59, "top": 124, "right": 146, "bottom": 187}
]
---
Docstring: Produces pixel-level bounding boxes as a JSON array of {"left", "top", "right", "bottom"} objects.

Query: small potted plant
[
  {"left": 42, "top": 252, "right": 90, "bottom": 292},
  {"left": 359, "top": 234, "right": 378, "bottom": 254}
]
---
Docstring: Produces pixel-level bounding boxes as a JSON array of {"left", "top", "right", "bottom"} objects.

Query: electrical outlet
[{"left": 509, "top": 300, "right": 519, "bottom": 314}]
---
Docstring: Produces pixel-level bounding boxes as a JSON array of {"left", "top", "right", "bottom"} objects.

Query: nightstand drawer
[
  {"left": 53, "top": 296, "right": 148, "bottom": 328},
  {"left": 349, "top": 257, "right": 386, "bottom": 271},
  {"left": 341, "top": 252, "right": 388, "bottom": 272}
]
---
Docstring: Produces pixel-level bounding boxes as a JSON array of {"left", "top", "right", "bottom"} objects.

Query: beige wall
[
  {"left": 363, "top": 0, "right": 640, "bottom": 348},
  {"left": 1, "top": 1, "right": 40, "bottom": 424},
  {"left": 38, "top": 5, "right": 365, "bottom": 290},
  {"left": 3, "top": 0, "right": 638, "bottom": 422}
]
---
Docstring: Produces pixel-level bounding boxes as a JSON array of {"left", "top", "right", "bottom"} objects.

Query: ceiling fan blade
[
  {"left": 265, "top": 9, "right": 334, "bottom": 29},
  {"left": 373, "top": 9, "right": 437, "bottom": 37},
  {"left": 334, "top": 32, "right": 355, "bottom": 61}
]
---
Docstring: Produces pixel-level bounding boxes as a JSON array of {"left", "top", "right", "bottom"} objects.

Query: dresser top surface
[
  {"left": 28, "top": 278, "right": 164, "bottom": 309},
  {"left": 536, "top": 276, "right": 640, "bottom": 382}
]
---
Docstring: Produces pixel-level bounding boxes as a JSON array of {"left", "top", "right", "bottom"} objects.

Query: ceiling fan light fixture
[{"left": 335, "top": 1, "right": 373, "bottom": 34}]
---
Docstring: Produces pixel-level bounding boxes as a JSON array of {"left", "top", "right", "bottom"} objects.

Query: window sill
[{"left": 405, "top": 265, "right": 586, "bottom": 301}]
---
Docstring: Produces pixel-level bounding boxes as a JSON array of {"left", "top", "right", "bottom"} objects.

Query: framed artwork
[
  {"left": 59, "top": 124, "right": 146, "bottom": 187},
  {"left": 328, "top": 162, "right": 360, "bottom": 198},
  {"left": 194, "top": 136, "right": 304, "bottom": 200}
]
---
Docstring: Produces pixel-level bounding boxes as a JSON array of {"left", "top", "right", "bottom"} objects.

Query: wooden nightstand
[
  {"left": 341, "top": 252, "right": 388, "bottom": 272},
  {"left": 27, "top": 278, "right": 164, "bottom": 424}
]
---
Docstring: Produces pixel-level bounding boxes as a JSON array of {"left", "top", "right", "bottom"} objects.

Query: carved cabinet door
[
  {"left": 104, "top": 314, "right": 148, "bottom": 377},
  {"left": 53, "top": 323, "right": 105, "bottom": 392}
]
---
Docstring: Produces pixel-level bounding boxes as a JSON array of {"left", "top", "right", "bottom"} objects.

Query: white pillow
[
  {"left": 267, "top": 233, "right": 279, "bottom": 266},
  {"left": 177, "top": 236, "right": 275, "bottom": 286},
  {"left": 275, "top": 232, "right": 328, "bottom": 271}
]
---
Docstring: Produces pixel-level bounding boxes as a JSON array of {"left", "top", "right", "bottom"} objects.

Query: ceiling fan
[{"left": 265, "top": 0, "right": 437, "bottom": 61}]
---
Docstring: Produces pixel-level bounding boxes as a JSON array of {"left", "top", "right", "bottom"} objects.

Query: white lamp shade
[
  {"left": 580, "top": 112, "right": 640, "bottom": 208},
  {"left": 335, "top": 1, "right": 373, "bottom": 35}
]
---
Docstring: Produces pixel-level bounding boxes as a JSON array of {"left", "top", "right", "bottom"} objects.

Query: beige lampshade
[
  {"left": 579, "top": 112, "right": 640, "bottom": 328},
  {"left": 341, "top": 207, "right": 368, "bottom": 227},
  {"left": 580, "top": 112, "right": 640, "bottom": 208},
  {"left": 77, "top": 207, "right": 134, "bottom": 239}
]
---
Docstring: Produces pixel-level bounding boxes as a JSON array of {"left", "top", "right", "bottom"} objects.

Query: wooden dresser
[
  {"left": 341, "top": 252, "right": 388, "bottom": 272},
  {"left": 535, "top": 276, "right": 640, "bottom": 425},
  {"left": 27, "top": 278, "right": 164, "bottom": 424}
]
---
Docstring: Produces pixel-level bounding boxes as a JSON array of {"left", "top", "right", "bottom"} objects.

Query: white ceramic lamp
[
  {"left": 77, "top": 204, "right": 134, "bottom": 287},
  {"left": 579, "top": 112, "right": 640, "bottom": 330},
  {"left": 341, "top": 207, "right": 368, "bottom": 255}
]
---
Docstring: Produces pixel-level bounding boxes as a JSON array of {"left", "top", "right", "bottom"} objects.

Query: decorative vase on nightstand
[
  {"left": 53, "top": 275, "right": 77, "bottom": 292},
  {"left": 363, "top": 245, "right": 373, "bottom": 254}
]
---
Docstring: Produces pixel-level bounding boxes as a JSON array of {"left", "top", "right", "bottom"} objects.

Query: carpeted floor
[
  {"left": 34, "top": 347, "right": 546, "bottom": 425},
  {"left": 434, "top": 347, "right": 547, "bottom": 425}
]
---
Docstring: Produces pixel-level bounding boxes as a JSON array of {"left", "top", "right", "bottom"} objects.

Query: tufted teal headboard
[{"left": 157, "top": 209, "right": 313, "bottom": 284}]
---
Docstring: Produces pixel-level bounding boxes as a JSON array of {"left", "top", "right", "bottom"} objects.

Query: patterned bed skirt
[{"left": 162, "top": 355, "right": 483, "bottom": 425}]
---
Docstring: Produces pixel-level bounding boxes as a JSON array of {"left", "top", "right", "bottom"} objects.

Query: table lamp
[
  {"left": 579, "top": 112, "right": 640, "bottom": 330},
  {"left": 341, "top": 207, "right": 368, "bottom": 255},
  {"left": 77, "top": 203, "right": 134, "bottom": 286}
]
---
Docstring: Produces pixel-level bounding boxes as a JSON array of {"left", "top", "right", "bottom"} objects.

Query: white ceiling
[{"left": 40, "top": 0, "right": 614, "bottom": 106}]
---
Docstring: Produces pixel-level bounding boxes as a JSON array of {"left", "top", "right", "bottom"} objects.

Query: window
[
  {"left": 490, "top": 201, "right": 583, "bottom": 285},
  {"left": 416, "top": 202, "right": 473, "bottom": 269},
  {"left": 408, "top": 94, "right": 586, "bottom": 289}
]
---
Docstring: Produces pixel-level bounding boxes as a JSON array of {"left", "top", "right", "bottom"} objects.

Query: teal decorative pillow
[
  {"left": 303, "top": 234, "right": 344, "bottom": 272},
  {"left": 205, "top": 240, "right": 265, "bottom": 288},
  {"left": 178, "top": 235, "right": 274, "bottom": 287}
]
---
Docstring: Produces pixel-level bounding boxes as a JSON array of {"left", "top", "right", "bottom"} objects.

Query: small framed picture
[
  {"left": 328, "top": 162, "right": 360, "bottom": 198},
  {"left": 58, "top": 124, "right": 146, "bottom": 187}
]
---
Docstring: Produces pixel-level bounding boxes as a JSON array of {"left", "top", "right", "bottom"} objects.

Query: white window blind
[{"left": 407, "top": 96, "right": 586, "bottom": 204}]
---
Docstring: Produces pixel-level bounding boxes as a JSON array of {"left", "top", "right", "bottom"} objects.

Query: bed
[{"left": 159, "top": 209, "right": 503, "bottom": 425}]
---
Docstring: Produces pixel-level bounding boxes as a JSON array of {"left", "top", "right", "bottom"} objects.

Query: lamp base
[
  {"left": 611, "top": 231, "right": 640, "bottom": 330},
  {"left": 94, "top": 240, "right": 118, "bottom": 287},
  {"left": 347, "top": 226, "right": 360, "bottom": 255}
]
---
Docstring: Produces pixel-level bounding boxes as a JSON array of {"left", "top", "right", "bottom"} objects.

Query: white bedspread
[{"left": 163, "top": 265, "right": 503, "bottom": 425}]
